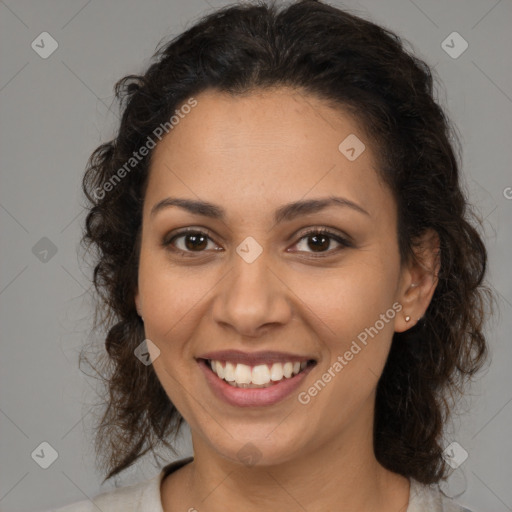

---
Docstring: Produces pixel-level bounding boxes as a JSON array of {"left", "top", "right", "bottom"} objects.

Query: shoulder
[
  {"left": 45, "top": 457, "right": 194, "bottom": 512},
  {"left": 408, "top": 479, "right": 476, "bottom": 512},
  {"left": 47, "top": 471, "right": 163, "bottom": 512}
]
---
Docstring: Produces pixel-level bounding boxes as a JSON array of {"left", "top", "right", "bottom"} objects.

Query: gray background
[{"left": 1, "top": 0, "right": 511, "bottom": 511}]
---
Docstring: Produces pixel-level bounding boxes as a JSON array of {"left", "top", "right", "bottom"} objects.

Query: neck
[{"left": 162, "top": 406, "right": 410, "bottom": 512}]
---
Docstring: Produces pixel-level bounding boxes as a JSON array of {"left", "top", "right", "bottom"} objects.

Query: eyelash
[{"left": 162, "top": 227, "right": 353, "bottom": 258}]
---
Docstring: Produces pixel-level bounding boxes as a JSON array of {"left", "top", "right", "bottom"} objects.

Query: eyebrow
[{"left": 150, "top": 195, "right": 370, "bottom": 223}]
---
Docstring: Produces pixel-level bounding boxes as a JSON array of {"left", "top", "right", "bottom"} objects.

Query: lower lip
[{"left": 197, "top": 359, "right": 315, "bottom": 408}]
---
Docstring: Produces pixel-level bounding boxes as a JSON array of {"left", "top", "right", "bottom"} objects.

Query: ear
[{"left": 394, "top": 228, "right": 440, "bottom": 333}]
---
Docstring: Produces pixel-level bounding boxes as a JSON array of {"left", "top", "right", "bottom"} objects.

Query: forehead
[{"left": 145, "top": 88, "right": 393, "bottom": 222}]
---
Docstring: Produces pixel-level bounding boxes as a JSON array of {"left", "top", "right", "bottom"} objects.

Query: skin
[{"left": 134, "top": 88, "right": 440, "bottom": 512}]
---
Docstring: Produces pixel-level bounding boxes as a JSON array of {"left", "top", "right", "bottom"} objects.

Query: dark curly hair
[{"left": 79, "top": 0, "right": 494, "bottom": 485}]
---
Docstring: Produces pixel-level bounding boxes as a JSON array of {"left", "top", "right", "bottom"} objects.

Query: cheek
[
  {"left": 291, "top": 258, "right": 399, "bottom": 394},
  {"left": 295, "top": 287, "right": 397, "bottom": 425},
  {"left": 137, "top": 249, "right": 200, "bottom": 349},
  {"left": 139, "top": 237, "right": 203, "bottom": 302},
  {"left": 295, "top": 259, "right": 399, "bottom": 339},
  {"left": 137, "top": 252, "right": 206, "bottom": 408}
]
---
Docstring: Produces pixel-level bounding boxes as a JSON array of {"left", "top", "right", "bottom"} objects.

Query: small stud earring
[{"left": 405, "top": 315, "right": 411, "bottom": 322}]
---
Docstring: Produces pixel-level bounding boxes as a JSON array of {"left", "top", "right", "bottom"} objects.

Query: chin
[{"left": 201, "top": 423, "right": 312, "bottom": 468}]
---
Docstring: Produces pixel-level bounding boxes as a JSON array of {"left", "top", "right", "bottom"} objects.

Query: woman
[{"left": 53, "top": 1, "right": 492, "bottom": 510}]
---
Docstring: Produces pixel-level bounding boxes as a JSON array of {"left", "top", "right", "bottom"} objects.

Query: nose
[{"left": 211, "top": 251, "right": 292, "bottom": 338}]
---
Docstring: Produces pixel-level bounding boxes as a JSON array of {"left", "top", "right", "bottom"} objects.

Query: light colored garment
[{"left": 47, "top": 457, "right": 474, "bottom": 512}]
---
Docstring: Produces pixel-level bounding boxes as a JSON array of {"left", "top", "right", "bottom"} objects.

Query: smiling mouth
[{"left": 200, "top": 358, "right": 317, "bottom": 389}]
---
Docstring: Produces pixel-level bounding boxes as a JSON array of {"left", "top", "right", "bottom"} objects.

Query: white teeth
[
  {"left": 234, "top": 363, "right": 252, "bottom": 384},
  {"left": 224, "top": 362, "right": 236, "bottom": 382},
  {"left": 214, "top": 360, "right": 225, "bottom": 379},
  {"left": 208, "top": 359, "right": 309, "bottom": 386},
  {"left": 270, "top": 362, "right": 284, "bottom": 381},
  {"left": 252, "top": 364, "right": 271, "bottom": 385}
]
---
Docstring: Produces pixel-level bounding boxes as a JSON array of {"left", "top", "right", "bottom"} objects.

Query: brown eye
[
  {"left": 180, "top": 232, "right": 209, "bottom": 251},
  {"left": 292, "top": 228, "right": 352, "bottom": 256},
  {"left": 163, "top": 229, "right": 220, "bottom": 256},
  {"left": 304, "top": 233, "right": 330, "bottom": 252}
]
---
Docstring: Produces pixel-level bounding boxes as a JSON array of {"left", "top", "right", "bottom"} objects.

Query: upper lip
[{"left": 197, "top": 350, "right": 316, "bottom": 366}]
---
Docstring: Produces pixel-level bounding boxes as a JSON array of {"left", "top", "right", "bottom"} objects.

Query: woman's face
[{"left": 135, "top": 88, "right": 413, "bottom": 466}]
